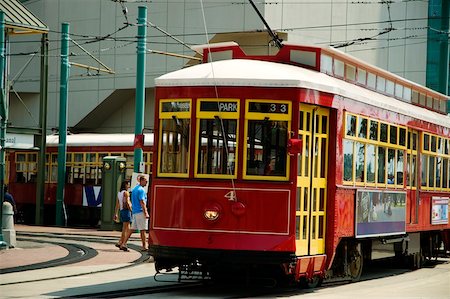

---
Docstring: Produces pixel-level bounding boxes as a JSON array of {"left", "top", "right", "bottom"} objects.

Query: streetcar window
[
  {"left": 431, "top": 136, "right": 437, "bottom": 152},
  {"left": 355, "top": 142, "right": 365, "bottom": 183},
  {"left": 411, "top": 155, "right": 417, "bottom": 187},
  {"left": 429, "top": 156, "right": 435, "bottom": 188},
  {"left": 380, "top": 123, "right": 388, "bottom": 143},
  {"left": 159, "top": 118, "right": 190, "bottom": 175},
  {"left": 358, "top": 117, "right": 368, "bottom": 139},
  {"left": 436, "top": 157, "right": 442, "bottom": 189},
  {"left": 367, "top": 72, "right": 376, "bottom": 89},
  {"left": 343, "top": 140, "right": 354, "bottom": 182},
  {"left": 395, "top": 83, "right": 403, "bottom": 99},
  {"left": 366, "top": 144, "right": 376, "bottom": 183},
  {"left": 403, "top": 87, "right": 412, "bottom": 102},
  {"left": 320, "top": 54, "right": 332, "bottom": 75},
  {"left": 423, "top": 134, "right": 430, "bottom": 151},
  {"left": 376, "top": 76, "right": 386, "bottom": 93},
  {"left": 346, "top": 114, "right": 356, "bottom": 136},
  {"left": 377, "top": 147, "right": 386, "bottom": 184},
  {"left": 345, "top": 64, "right": 356, "bottom": 81},
  {"left": 369, "top": 120, "right": 378, "bottom": 141},
  {"left": 357, "top": 68, "right": 367, "bottom": 85},
  {"left": 399, "top": 128, "right": 406, "bottom": 146},
  {"left": 15, "top": 153, "right": 37, "bottom": 183},
  {"left": 421, "top": 155, "right": 428, "bottom": 187},
  {"left": 197, "top": 118, "right": 237, "bottom": 176},
  {"left": 246, "top": 120, "right": 287, "bottom": 177},
  {"left": 397, "top": 150, "right": 404, "bottom": 185},
  {"left": 426, "top": 96, "right": 433, "bottom": 109},
  {"left": 389, "top": 125, "right": 397, "bottom": 145},
  {"left": 334, "top": 59, "right": 344, "bottom": 77},
  {"left": 440, "top": 99, "right": 447, "bottom": 113},
  {"left": 386, "top": 80, "right": 394, "bottom": 95},
  {"left": 419, "top": 93, "right": 426, "bottom": 106},
  {"left": 433, "top": 98, "right": 440, "bottom": 111},
  {"left": 387, "top": 148, "right": 396, "bottom": 185},
  {"left": 443, "top": 159, "right": 448, "bottom": 189}
]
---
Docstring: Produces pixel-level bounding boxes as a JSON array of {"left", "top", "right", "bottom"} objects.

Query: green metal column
[
  {"left": 100, "top": 156, "right": 126, "bottom": 230},
  {"left": 56, "top": 23, "right": 70, "bottom": 226},
  {"left": 35, "top": 33, "right": 49, "bottom": 225},
  {"left": 0, "top": 11, "right": 6, "bottom": 243},
  {"left": 134, "top": 6, "right": 147, "bottom": 172}
]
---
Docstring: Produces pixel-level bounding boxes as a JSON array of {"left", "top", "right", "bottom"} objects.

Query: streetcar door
[{"left": 296, "top": 104, "right": 329, "bottom": 256}]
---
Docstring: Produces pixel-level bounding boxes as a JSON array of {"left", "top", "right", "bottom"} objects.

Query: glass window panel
[
  {"left": 436, "top": 157, "right": 442, "bottom": 188},
  {"left": 395, "top": 84, "right": 403, "bottom": 98},
  {"left": 387, "top": 148, "right": 396, "bottom": 184},
  {"left": 426, "top": 96, "right": 433, "bottom": 108},
  {"left": 413, "top": 133, "right": 418, "bottom": 151},
  {"left": 423, "top": 134, "right": 430, "bottom": 151},
  {"left": 343, "top": 140, "right": 354, "bottom": 182},
  {"left": 421, "top": 155, "right": 428, "bottom": 186},
  {"left": 403, "top": 87, "right": 412, "bottom": 102},
  {"left": 369, "top": 120, "right": 378, "bottom": 141},
  {"left": 367, "top": 72, "right": 376, "bottom": 89},
  {"left": 318, "top": 215, "right": 324, "bottom": 239},
  {"left": 378, "top": 147, "right": 386, "bottom": 184},
  {"left": 376, "top": 76, "right": 386, "bottom": 92},
  {"left": 380, "top": 123, "right": 388, "bottom": 143},
  {"left": 412, "top": 90, "right": 419, "bottom": 104},
  {"left": 411, "top": 155, "right": 417, "bottom": 187},
  {"left": 429, "top": 156, "right": 435, "bottom": 187},
  {"left": 399, "top": 128, "right": 406, "bottom": 146},
  {"left": 419, "top": 93, "right": 426, "bottom": 106},
  {"left": 246, "top": 120, "right": 287, "bottom": 177},
  {"left": 397, "top": 150, "right": 404, "bottom": 185},
  {"left": 160, "top": 118, "right": 190, "bottom": 174},
  {"left": 431, "top": 136, "right": 437, "bottom": 152},
  {"left": 198, "top": 118, "right": 237, "bottom": 175},
  {"left": 438, "top": 138, "right": 443, "bottom": 154},
  {"left": 433, "top": 98, "right": 440, "bottom": 110},
  {"left": 346, "top": 114, "right": 356, "bottom": 136},
  {"left": 386, "top": 80, "right": 394, "bottom": 95},
  {"left": 358, "top": 117, "right": 368, "bottom": 139},
  {"left": 367, "top": 144, "right": 376, "bottom": 183},
  {"left": 321, "top": 115, "right": 327, "bottom": 134},
  {"left": 346, "top": 64, "right": 356, "bottom": 81},
  {"left": 355, "top": 142, "right": 365, "bottom": 182},
  {"left": 320, "top": 54, "right": 332, "bottom": 74},
  {"left": 443, "top": 159, "right": 448, "bottom": 189},
  {"left": 357, "top": 68, "right": 367, "bottom": 85},
  {"left": 406, "top": 153, "right": 411, "bottom": 186},
  {"left": 334, "top": 59, "right": 344, "bottom": 77},
  {"left": 390, "top": 125, "right": 397, "bottom": 144}
]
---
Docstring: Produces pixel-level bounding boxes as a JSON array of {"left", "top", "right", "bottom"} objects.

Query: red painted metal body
[{"left": 150, "top": 43, "right": 450, "bottom": 282}]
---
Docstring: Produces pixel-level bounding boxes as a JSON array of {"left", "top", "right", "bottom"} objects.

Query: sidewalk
[{"left": 0, "top": 224, "right": 142, "bottom": 270}]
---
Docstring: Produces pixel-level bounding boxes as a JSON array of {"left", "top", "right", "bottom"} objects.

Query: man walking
[{"left": 127, "top": 175, "right": 149, "bottom": 251}]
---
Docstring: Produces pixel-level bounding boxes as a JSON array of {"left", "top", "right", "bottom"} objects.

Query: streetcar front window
[
  {"left": 159, "top": 118, "right": 190, "bottom": 174},
  {"left": 246, "top": 120, "right": 287, "bottom": 177},
  {"left": 197, "top": 118, "right": 237, "bottom": 175}
]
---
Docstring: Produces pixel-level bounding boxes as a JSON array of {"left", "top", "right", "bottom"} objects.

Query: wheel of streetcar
[
  {"left": 300, "top": 275, "right": 323, "bottom": 289},
  {"left": 348, "top": 245, "right": 363, "bottom": 282}
]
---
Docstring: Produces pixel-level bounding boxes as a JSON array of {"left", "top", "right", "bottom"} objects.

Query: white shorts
[{"left": 131, "top": 212, "right": 148, "bottom": 231}]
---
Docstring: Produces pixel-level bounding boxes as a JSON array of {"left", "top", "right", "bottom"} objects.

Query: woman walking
[{"left": 113, "top": 180, "right": 131, "bottom": 251}]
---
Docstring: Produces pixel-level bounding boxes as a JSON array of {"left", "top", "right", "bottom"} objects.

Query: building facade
[{"left": 8, "top": 0, "right": 449, "bottom": 134}]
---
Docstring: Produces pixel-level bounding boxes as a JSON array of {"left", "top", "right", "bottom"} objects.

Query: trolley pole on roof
[
  {"left": 56, "top": 23, "right": 70, "bottom": 226},
  {"left": 134, "top": 6, "right": 147, "bottom": 173},
  {"left": 0, "top": 11, "right": 6, "bottom": 243}
]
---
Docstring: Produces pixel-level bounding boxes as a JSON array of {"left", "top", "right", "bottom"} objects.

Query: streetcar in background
[
  {"left": 149, "top": 42, "right": 450, "bottom": 286},
  {"left": 8, "top": 133, "right": 153, "bottom": 226}
]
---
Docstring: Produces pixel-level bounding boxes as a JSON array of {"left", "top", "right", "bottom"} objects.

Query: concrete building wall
[{"left": 9, "top": 0, "right": 430, "bottom": 133}]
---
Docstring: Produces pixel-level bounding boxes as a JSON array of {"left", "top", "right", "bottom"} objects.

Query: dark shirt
[{"left": 4, "top": 192, "right": 17, "bottom": 214}]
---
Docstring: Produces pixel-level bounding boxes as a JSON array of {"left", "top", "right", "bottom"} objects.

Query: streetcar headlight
[{"left": 204, "top": 209, "right": 219, "bottom": 221}]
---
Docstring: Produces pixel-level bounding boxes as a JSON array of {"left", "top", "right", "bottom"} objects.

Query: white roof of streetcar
[{"left": 156, "top": 59, "right": 450, "bottom": 129}]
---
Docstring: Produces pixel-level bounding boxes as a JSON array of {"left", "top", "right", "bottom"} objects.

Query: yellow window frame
[
  {"left": 194, "top": 98, "right": 239, "bottom": 179},
  {"left": 243, "top": 99, "right": 292, "bottom": 181},
  {"left": 158, "top": 99, "right": 192, "bottom": 178}
]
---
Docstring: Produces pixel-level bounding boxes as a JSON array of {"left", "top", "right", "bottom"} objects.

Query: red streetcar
[{"left": 149, "top": 42, "right": 450, "bottom": 285}]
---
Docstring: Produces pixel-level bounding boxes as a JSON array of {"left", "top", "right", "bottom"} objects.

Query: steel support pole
[
  {"left": 0, "top": 11, "right": 6, "bottom": 243},
  {"left": 35, "top": 33, "right": 48, "bottom": 225},
  {"left": 134, "top": 6, "right": 147, "bottom": 172},
  {"left": 56, "top": 23, "right": 69, "bottom": 226}
]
